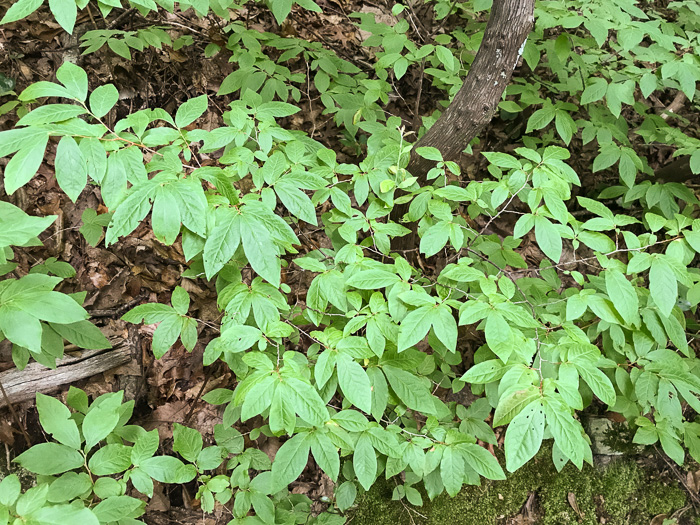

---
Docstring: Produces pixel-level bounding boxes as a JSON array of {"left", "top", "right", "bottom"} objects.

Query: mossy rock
[{"left": 349, "top": 450, "right": 691, "bottom": 525}]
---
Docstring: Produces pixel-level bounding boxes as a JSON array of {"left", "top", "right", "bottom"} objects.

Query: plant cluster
[{"left": 0, "top": 0, "right": 699, "bottom": 523}]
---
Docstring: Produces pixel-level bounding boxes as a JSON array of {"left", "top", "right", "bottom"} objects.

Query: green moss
[
  {"left": 349, "top": 451, "right": 691, "bottom": 525},
  {"left": 351, "top": 451, "right": 558, "bottom": 525},
  {"left": 640, "top": 478, "right": 687, "bottom": 516},
  {"left": 539, "top": 462, "right": 600, "bottom": 525},
  {"left": 600, "top": 461, "right": 644, "bottom": 524}
]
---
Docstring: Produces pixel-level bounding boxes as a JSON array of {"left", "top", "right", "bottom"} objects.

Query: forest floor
[{"left": 0, "top": 1, "right": 699, "bottom": 524}]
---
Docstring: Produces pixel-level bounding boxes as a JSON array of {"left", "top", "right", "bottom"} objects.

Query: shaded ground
[{"left": 1, "top": 1, "right": 700, "bottom": 524}]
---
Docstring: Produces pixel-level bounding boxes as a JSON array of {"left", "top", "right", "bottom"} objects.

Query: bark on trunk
[
  {"left": 652, "top": 156, "right": 696, "bottom": 184},
  {"left": 391, "top": 0, "right": 535, "bottom": 251}
]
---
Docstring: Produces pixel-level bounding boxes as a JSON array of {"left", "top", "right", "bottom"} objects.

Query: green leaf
[
  {"left": 141, "top": 455, "right": 197, "bottom": 483},
  {"left": 493, "top": 386, "right": 540, "bottom": 427},
  {"left": 383, "top": 365, "right": 436, "bottom": 415},
  {"left": 420, "top": 221, "right": 450, "bottom": 258},
  {"left": 50, "top": 320, "right": 111, "bottom": 349},
  {"left": 82, "top": 392, "right": 122, "bottom": 450},
  {"left": 241, "top": 375, "right": 279, "bottom": 421},
  {"left": 685, "top": 230, "right": 700, "bottom": 253},
  {"left": 15, "top": 443, "right": 84, "bottom": 475},
  {"left": 275, "top": 181, "right": 317, "bottom": 225},
  {"left": 19, "top": 81, "right": 75, "bottom": 101},
  {"left": 461, "top": 360, "right": 506, "bottom": 384},
  {"left": 55, "top": 135, "right": 87, "bottom": 202},
  {"left": 397, "top": 305, "right": 433, "bottom": 352},
  {"left": 171, "top": 177, "right": 207, "bottom": 235},
  {"left": 152, "top": 186, "right": 181, "bottom": 245},
  {"left": 93, "top": 495, "right": 144, "bottom": 522},
  {"left": 101, "top": 152, "right": 128, "bottom": 209},
  {"left": 440, "top": 446, "right": 464, "bottom": 496},
  {"left": 690, "top": 150, "right": 700, "bottom": 175},
  {"left": 416, "top": 147, "right": 443, "bottom": 162},
  {"left": 15, "top": 483, "right": 48, "bottom": 516},
  {"left": 484, "top": 312, "right": 513, "bottom": 362},
  {"left": 0, "top": 0, "right": 43, "bottom": 24},
  {"left": 0, "top": 201, "right": 55, "bottom": 247},
  {"left": 36, "top": 393, "right": 81, "bottom": 449},
  {"left": 270, "top": 433, "right": 310, "bottom": 490},
  {"left": 639, "top": 73, "right": 657, "bottom": 99},
  {"left": 175, "top": 94, "right": 208, "bottom": 128},
  {"left": 346, "top": 269, "right": 400, "bottom": 289},
  {"left": 331, "top": 410, "right": 369, "bottom": 432},
  {"left": 353, "top": 433, "right": 377, "bottom": 491},
  {"left": 203, "top": 207, "right": 241, "bottom": 279},
  {"left": 270, "top": 382, "right": 297, "bottom": 435},
  {"left": 80, "top": 137, "right": 107, "bottom": 183},
  {"left": 56, "top": 62, "right": 88, "bottom": 102},
  {"left": 459, "top": 443, "right": 505, "bottom": 480},
  {"left": 504, "top": 401, "right": 545, "bottom": 472},
  {"left": 649, "top": 257, "right": 677, "bottom": 317},
  {"left": 554, "top": 110, "right": 576, "bottom": 145},
  {"left": 16, "top": 104, "right": 86, "bottom": 125},
  {"left": 335, "top": 481, "right": 357, "bottom": 512},
  {"left": 269, "top": 0, "right": 292, "bottom": 24},
  {"left": 483, "top": 152, "right": 522, "bottom": 170},
  {"left": 88, "top": 443, "right": 133, "bottom": 475},
  {"left": 130, "top": 429, "right": 159, "bottom": 465},
  {"left": 337, "top": 353, "right": 372, "bottom": 413},
  {"left": 170, "top": 286, "right": 189, "bottom": 316},
  {"left": 580, "top": 77, "right": 608, "bottom": 104},
  {"left": 0, "top": 307, "right": 43, "bottom": 353},
  {"left": 105, "top": 181, "right": 157, "bottom": 244},
  {"left": 4, "top": 134, "right": 48, "bottom": 194},
  {"left": 108, "top": 38, "right": 132, "bottom": 59},
  {"left": 526, "top": 103, "right": 556, "bottom": 132},
  {"left": 30, "top": 505, "right": 99, "bottom": 525},
  {"left": 575, "top": 363, "right": 616, "bottom": 406},
  {"left": 592, "top": 145, "right": 621, "bottom": 173},
  {"left": 542, "top": 395, "right": 586, "bottom": 468},
  {"left": 173, "top": 423, "right": 203, "bottom": 463},
  {"left": 152, "top": 315, "right": 184, "bottom": 358},
  {"left": 14, "top": 290, "right": 87, "bottom": 324},
  {"left": 46, "top": 472, "right": 92, "bottom": 503},
  {"left": 435, "top": 45, "right": 455, "bottom": 72},
  {"left": 310, "top": 432, "right": 340, "bottom": 481},
  {"left": 250, "top": 491, "right": 275, "bottom": 523},
  {"left": 49, "top": 0, "right": 77, "bottom": 33},
  {"left": 0, "top": 475, "right": 21, "bottom": 506},
  {"left": 534, "top": 216, "right": 562, "bottom": 263},
  {"left": 432, "top": 304, "right": 457, "bottom": 352},
  {"left": 89, "top": 84, "right": 119, "bottom": 118},
  {"left": 604, "top": 269, "right": 639, "bottom": 326},
  {"left": 459, "top": 300, "right": 491, "bottom": 325},
  {"left": 285, "top": 377, "right": 329, "bottom": 426},
  {"left": 241, "top": 212, "right": 280, "bottom": 286}
]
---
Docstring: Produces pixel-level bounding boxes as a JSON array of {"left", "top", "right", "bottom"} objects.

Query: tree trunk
[
  {"left": 391, "top": 0, "right": 535, "bottom": 252},
  {"left": 652, "top": 156, "right": 695, "bottom": 184}
]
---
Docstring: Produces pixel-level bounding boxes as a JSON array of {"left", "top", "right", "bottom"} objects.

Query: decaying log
[{"left": 0, "top": 342, "right": 132, "bottom": 407}]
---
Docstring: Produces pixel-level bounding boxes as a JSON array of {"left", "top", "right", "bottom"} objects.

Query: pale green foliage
[{"left": 1, "top": 0, "right": 700, "bottom": 523}]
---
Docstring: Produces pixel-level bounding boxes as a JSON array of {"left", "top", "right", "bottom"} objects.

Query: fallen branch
[{"left": 0, "top": 342, "right": 132, "bottom": 407}]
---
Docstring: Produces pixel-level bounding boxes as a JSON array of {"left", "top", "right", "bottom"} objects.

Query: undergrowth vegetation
[{"left": 0, "top": 0, "right": 699, "bottom": 523}]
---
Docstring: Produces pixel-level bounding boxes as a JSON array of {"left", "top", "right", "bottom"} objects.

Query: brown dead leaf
[
  {"left": 0, "top": 420, "right": 15, "bottom": 446},
  {"left": 567, "top": 492, "right": 584, "bottom": 519},
  {"left": 146, "top": 483, "right": 170, "bottom": 512},
  {"left": 649, "top": 514, "right": 671, "bottom": 525}
]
